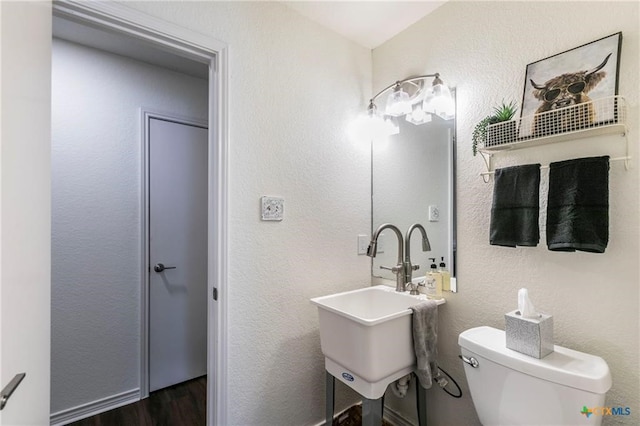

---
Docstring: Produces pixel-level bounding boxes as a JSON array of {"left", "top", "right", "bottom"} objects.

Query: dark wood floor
[
  {"left": 69, "top": 376, "right": 206, "bottom": 426},
  {"left": 333, "top": 404, "right": 393, "bottom": 426}
]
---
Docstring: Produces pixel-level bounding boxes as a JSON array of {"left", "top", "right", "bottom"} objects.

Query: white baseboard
[
  {"left": 383, "top": 405, "right": 415, "bottom": 426},
  {"left": 50, "top": 388, "right": 140, "bottom": 426}
]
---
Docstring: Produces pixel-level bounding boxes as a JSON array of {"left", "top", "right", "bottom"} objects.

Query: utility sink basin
[{"left": 310, "top": 285, "right": 445, "bottom": 399}]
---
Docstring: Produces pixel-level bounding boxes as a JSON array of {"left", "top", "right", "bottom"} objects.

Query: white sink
[{"left": 310, "top": 285, "right": 444, "bottom": 399}]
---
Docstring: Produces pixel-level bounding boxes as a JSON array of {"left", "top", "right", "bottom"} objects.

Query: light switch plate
[{"left": 261, "top": 196, "right": 284, "bottom": 221}]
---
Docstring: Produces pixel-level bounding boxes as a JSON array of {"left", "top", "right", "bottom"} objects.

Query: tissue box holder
[{"left": 505, "top": 310, "right": 553, "bottom": 359}]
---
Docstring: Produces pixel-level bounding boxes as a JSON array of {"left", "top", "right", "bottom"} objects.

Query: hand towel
[
  {"left": 490, "top": 164, "right": 541, "bottom": 247},
  {"left": 546, "top": 156, "right": 609, "bottom": 253},
  {"left": 410, "top": 300, "right": 438, "bottom": 389}
]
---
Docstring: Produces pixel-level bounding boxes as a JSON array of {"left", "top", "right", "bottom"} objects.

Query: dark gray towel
[
  {"left": 546, "top": 156, "right": 609, "bottom": 253},
  {"left": 490, "top": 164, "right": 541, "bottom": 247},
  {"left": 410, "top": 300, "right": 438, "bottom": 389}
]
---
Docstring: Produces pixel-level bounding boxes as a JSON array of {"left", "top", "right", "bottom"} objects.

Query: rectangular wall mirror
[{"left": 371, "top": 91, "right": 456, "bottom": 288}]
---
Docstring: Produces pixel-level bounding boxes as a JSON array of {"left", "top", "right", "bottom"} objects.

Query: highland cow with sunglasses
[{"left": 529, "top": 53, "right": 611, "bottom": 136}]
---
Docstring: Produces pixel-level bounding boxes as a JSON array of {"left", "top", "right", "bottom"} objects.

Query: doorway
[
  {"left": 50, "top": 2, "right": 229, "bottom": 425},
  {"left": 145, "top": 114, "right": 208, "bottom": 392}
]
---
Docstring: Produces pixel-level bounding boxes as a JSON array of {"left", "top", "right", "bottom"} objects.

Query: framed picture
[{"left": 519, "top": 32, "right": 622, "bottom": 139}]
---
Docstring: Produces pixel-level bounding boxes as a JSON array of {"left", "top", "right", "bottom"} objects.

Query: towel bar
[{"left": 480, "top": 155, "right": 631, "bottom": 178}]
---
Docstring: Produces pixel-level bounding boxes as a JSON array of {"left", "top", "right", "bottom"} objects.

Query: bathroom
[{"left": 1, "top": 1, "right": 638, "bottom": 425}]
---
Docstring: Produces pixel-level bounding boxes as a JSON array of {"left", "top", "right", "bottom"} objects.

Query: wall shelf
[
  {"left": 480, "top": 121, "right": 626, "bottom": 153},
  {"left": 478, "top": 96, "right": 630, "bottom": 177}
]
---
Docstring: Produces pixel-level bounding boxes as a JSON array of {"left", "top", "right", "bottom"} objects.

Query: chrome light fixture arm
[{"left": 370, "top": 73, "right": 441, "bottom": 103}]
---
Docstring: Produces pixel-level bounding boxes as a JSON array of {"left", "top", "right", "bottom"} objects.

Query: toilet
[{"left": 458, "top": 326, "right": 612, "bottom": 425}]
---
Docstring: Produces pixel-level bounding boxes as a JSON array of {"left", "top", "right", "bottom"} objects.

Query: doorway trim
[
  {"left": 52, "top": 2, "right": 229, "bottom": 425},
  {"left": 140, "top": 109, "right": 208, "bottom": 397}
]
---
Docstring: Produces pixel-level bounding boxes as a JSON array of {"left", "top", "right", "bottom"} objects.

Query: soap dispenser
[
  {"left": 439, "top": 257, "right": 451, "bottom": 292},
  {"left": 425, "top": 258, "right": 442, "bottom": 299}
]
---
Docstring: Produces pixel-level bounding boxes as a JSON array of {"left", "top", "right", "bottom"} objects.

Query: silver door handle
[
  {"left": 153, "top": 263, "right": 177, "bottom": 273},
  {"left": 1, "top": 373, "right": 25, "bottom": 410}
]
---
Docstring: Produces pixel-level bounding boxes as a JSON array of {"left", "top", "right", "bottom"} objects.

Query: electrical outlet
[
  {"left": 261, "top": 196, "right": 284, "bottom": 221},
  {"left": 357, "top": 235, "right": 369, "bottom": 255},
  {"left": 429, "top": 205, "right": 440, "bottom": 222}
]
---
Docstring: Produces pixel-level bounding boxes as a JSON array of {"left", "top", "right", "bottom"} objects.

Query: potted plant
[{"left": 472, "top": 100, "right": 517, "bottom": 155}]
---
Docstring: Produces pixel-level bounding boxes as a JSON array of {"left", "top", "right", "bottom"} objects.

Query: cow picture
[{"left": 519, "top": 33, "right": 621, "bottom": 139}]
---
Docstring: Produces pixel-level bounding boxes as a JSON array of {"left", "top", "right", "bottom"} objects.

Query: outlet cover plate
[
  {"left": 428, "top": 205, "right": 440, "bottom": 222},
  {"left": 261, "top": 196, "right": 284, "bottom": 221}
]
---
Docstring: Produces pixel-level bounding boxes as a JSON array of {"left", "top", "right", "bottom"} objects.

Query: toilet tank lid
[{"left": 458, "top": 326, "right": 612, "bottom": 394}]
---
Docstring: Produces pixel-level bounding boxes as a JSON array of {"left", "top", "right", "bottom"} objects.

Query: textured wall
[
  {"left": 51, "top": 39, "right": 208, "bottom": 413},
  {"left": 373, "top": 1, "right": 639, "bottom": 425},
  {"left": 121, "top": 2, "right": 373, "bottom": 425}
]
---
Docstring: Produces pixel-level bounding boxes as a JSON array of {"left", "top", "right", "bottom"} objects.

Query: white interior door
[
  {"left": 149, "top": 118, "right": 208, "bottom": 392},
  {"left": 0, "top": 2, "right": 52, "bottom": 424}
]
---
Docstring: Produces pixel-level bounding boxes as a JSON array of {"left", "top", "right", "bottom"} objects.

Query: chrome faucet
[
  {"left": 367, "top": 223, "right": 405, "bottom": 292},
  {"left": 404, "top": 224, "right": 431, "bottom": 294}
]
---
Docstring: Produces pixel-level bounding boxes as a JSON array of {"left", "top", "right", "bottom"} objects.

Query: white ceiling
[{"left": 282, "top": 1, "right": 447, "bottom": 49}]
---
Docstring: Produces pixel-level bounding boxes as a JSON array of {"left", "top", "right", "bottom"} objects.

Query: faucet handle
[
  {"left": 380, "top": 264, "right": 402, "bottom": 274},
  {"left": 411, "top": 264, "right": 420, "bottom": 271}
]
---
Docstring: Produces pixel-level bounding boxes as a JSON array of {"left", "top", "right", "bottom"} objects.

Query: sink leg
[
  {"left": 416, "top": 377, "right": 427, "bottom": 426},
  {"left": 325, "top": 371, "right": 335, "bottom": 425},
  {"left": 362, "top": 397, "right": 383, "bottom": 426}
]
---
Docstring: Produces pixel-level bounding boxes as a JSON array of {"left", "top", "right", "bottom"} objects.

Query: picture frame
[{"left": 519, "top": 32, "right": 622, "bottom": 139}]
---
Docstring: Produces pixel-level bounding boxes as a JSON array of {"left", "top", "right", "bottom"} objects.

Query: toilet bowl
[{"left": 459, "top": 326, "right": 612, "bottom": 425}]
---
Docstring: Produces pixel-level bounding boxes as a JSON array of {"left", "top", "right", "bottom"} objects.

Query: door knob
[{"left": 154, "top": 263, "right": 177, "bottom": 273}]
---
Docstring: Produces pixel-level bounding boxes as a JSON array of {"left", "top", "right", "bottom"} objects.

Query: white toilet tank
[{"left": 459, "top": 326, "right": 612, "bottom": 426}]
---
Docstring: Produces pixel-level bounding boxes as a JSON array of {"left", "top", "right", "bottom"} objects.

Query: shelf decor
[
  {"left": 477, "top": 95, "right": 630, "bottom": 181},
  {"left": 482, "top": 95, "right": 627, "bottom": 152},
  {"left": 519, "top": 32, "right": 622, "bottom": 140},
  {"left": 472, "top": 100, "right": 517, "bottom": 156}
]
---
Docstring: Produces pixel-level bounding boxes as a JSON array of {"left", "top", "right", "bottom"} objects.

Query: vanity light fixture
[
  {"left": 385, "top": 83, "right": 412, "bottom": 117},
  {"left": 349, "top": 100, "right": 399, "bottom": 142},
  {"left": 423, "top": 74, "right": 454, "bottom": 120},
  {"left": 351, "top": 74, "right": 453, "bottom": 142}
]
